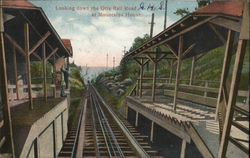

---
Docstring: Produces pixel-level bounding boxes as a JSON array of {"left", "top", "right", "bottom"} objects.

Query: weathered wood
[
  {"left": 215, "top": 30, "right": 235, "bottom": 121},
  {"left": 217, "top": 39, "right": 247, "bottom": 158},
  {"left": 152, "top": 60, "right": 157, "bottom": 102},
  {"left": 135, "top": 111, "right": 139, "bottom": 127},
  {"left": 189, "top": 56, "right": 196, "bottom": 85},
  {"left": 180, "top": 139, "right": 187, "bottom": 158},
  {"left": 4, "top": 33, "right": 25, "bottom": 56},
  {"left": 209, "top": 23, "right": 226, "bottom": 43},
  {"left": 186, "top": 123, "right": 214, "bottom": 158},
  {"left": 53, "top": 55, "right": 56, "bottom": 98},
  {"left": 139, "top": 58, "right": 144, "bottom": 98},
  {"left": 210, "top": 17, "right": 241, "bottom": 33},
  {"left": 42, "top": 43, "right": 47, "bottom": 101},
  {"left": 29, "top": 31, "right": 51, "bottom": 55},
  {"left": 239, "top": 1, "right": 249, "bottom": 40},
  {"left": 24, "top": 23, "right": 33, "bottom": 109},
  {"left": 150, "top": 121, "right": 154, "bottom": 142},
  {"left": 169, "top": 60, "right": 173, "bottom": 83},
  {"left": 173, "top": 35, "right": 183, "bottom": 111},
  {"left": 0, "top": 4, "right": 15, "bottom": 155},
  {"left": 13, "top": 46, "right": 20, "bottom": 100},
  {"left": 165, "top": 43, "right": 178, "bottom": 58},
  {"left": 182, "top": 43, "right": 196, "bottom": 58}
]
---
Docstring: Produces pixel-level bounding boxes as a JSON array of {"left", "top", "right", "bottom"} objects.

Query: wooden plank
[
  {"left": 215, "top": 30, "right": 235, "bottom": 120},
  {"left": 42, "top": 43, "right": 47, "bottom": 102},
  {"left": 127, "top": 97, "right": 191, "bottom": 142},
  {"left": 165, "top": 43, "right": 178, "bottom": 58},
  {"left": 0, "top": 136, "right": 6, "bottom": 149},
  {"left": 4, "top": 33, "right": 25, "bottom": 56},
  {"left": 229, "top": 136, "right": 249, "bottom": 154},
  {"left": 182, "top": 43, "right": 196, "bottom": 59},
  {"left": 150, "top": 121, "right": 154, "bottom": 142},
  {"left": 29, "top": 31, "right": 51, "bottom": 55},
  {"left": 169, "top": 60, "right": 173, "bottom": 83},
  {"left": 0, "top": 5, "right": 15, "bottom": 155},
  {"left": 218, "top": 39, "right": 247, "bottom": 158},
  {"left": 231, "top": 121, "right": 249, "bottom": 134},
  {"left": 139, "top": 58, "right": 144, "bottom": 98},
  {"left": 173, "top": 35, "right": 183, "bottom": 111},
  {"left": 210, "top": 17, "right": 241, "bottom": 33},
  {"left": 45, "top": 47, "right": 58, "bottom": 61},
  {"left": 135, "top": 111, "right": 139, "bottom": 127},
  {"left": 239, "top": 2, "right": 249, "bottom": 40},
  {"left": 180, "top": 139, "right": 187, "bottom": 158},
  {"left": 186, "top": 123, "right": 214, "bottom": 158},
  {"left": 209, "top": 23, "right": 226, "bottom": 43},
  {"left": 189, "top": 56, "right": 196, "bottom": 85},
  {"left": 13, "top": 45, "right": 19, "bottom": 100},
  {"left": 24, "top": 23, "right": 33, "bottom": 110},
  {"left": 152, "top": 60, "right": 157, "bottom": 102}
]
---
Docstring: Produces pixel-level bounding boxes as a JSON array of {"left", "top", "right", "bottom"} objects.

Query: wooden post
[
  {"left": 0, "top": 3, "right": 15, "bottom": 156},
  {"left": 136, "top": 76, "right": 140, "bottom": 96},
  {"left": 53, "top": 55, "right": 56, "bottom": 98},
  {"left": 24, "top": 23, "right": 33, "bottom": 109},
  {"left": 180, "top": 139, "right": 187, "bottom": 158},
  {"left": 13, "top": 46, "right": 20, "bottom": 100},
  {"left": 152, "top": 60, "right": 157, "bottom": 102},
  {"left": 204, "top": 81, "right": 208, "bottom": 97},
  {"left": 150, "top": 121, "right": 154, "bottom": 142},
  {"left": 42, "top": 43, "right": 47, "bottom": 101},
  {"left": 135, "top": 111, "right": 139, "bottom": 127},
  {"left": 189, "top": 56, "right": 196, "bottom": 85},
  {"left": 215, "top": 30, "right": 235, "bottom": 121},
  {"left": 173, "top": 35, "right": 183, "bottom": 111},
  {"left": 169, "top": 59, "right": 173, "bottom": 83},
  {"left": 139, "top": 59, "right": 144, "bottom": 98}
]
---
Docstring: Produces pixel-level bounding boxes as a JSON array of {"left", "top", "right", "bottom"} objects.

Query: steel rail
[
  {"left": 92, "top": 92, "right": 125, "bottom": 158},
  {"left": 91, "top": 85, "right": 151, "bottom": 158}
]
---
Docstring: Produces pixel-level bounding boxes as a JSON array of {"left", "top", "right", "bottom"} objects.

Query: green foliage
[
  {"left": 174, "top": 8, "right": 190, "bottom": 17},
  {"left": 129, "top": 34, "right": 150, "bottom": 52},
  {"left": 69, "top": 63, "right": 85, "bottom": 89}
]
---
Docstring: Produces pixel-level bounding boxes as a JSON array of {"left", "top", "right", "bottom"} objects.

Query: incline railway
[{"left": 58, "top": 85, "right": 162, "bottom": 158}]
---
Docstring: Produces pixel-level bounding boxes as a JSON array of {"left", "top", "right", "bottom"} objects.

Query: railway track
[{"left": 58, "top": 85, "right": 162, "bottom": 158}]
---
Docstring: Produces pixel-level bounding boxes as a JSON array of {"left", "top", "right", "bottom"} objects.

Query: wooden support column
[
  {"left": 218, "top": 3, "right": 249, "bottom": 155},
  {"left": 0, "top": 3, "right": 15, "bottom": 156},
  {"left": 189, "top": 56, "right": 196, "bottom": 85},
  {"left": 169, "top": 59, "right": 173, "bottom": 83},
  {"left": 173, "top": 35, "right": 183, "bottom": 111},
  {"left": 24, "top": 23, "right": 33, "bottom": 109},
  {"left": 13, "top": 46, "right": 19, "bottom": 100},
  {"left": 136, "top": 75, "right": 140, "bottom": 96},
  {"left": 180, "top": 139, "right": 187, "bottom": 158},
  {"left": 150, "top": 121, "right": 154, "bottom": 142},
  {"left": 215, "top": 30, "right": 235, "bottom": 121},
  {"left": 42, "top": 43, "right": 47, "bottom": 101},
  {"left": 139, "top": 59, "right": 144, "bottom": 98},
  {"left": 152, "top": 60, "right": 157, "bottom": 102},
  {"left": 53, "top": 55, "right": 56, "bottom": 98},
  {"left": 135, "top": 111, "right": 139, "bottom": 127}
]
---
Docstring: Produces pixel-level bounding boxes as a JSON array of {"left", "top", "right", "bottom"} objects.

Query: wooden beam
[
  {"left": 215, "top": 30, "right": 235, "bottom": 121},
  {"left": 217, "top": 39, "right": 247, "bottom": 158},
  {"left": 29, "top": 31, "right": 51, "bottom": 55},
  {"left": 139, "top": 58, "right": 144, "bottom": 98},
  {"left": 209, "top": 23, "right": 226, "bottom": 43},
  {"left": 182, "top": 43, "right": 196, "bottom": 59},
  {"left": 169, "top": 60, "right": 173, "bottom": 83},
  {"left": 210, "top": 17, "right": 241, "bottom": 32},
  {"left": 180, "top": 139, "right": 187, "bottom": 158},
  {"left": 189, "top": 56, "right": 196, "bottom": 85},
  {"left": 173, "top": 35, "right": 183, "bottom": 111},
  {"left": 53, "top": 55, "right": 56, "bottom": 98},
  {"left": 4, "top": 33, "right": 25, "bottom": 56},
  {"left": 45, "top": 47, "right": 58, "bottom": 61},
  {"left": 150, "top": 121, "right": 154, "bottom": 142},
  {"left": 135, "top": 111, "right": 139, "bottom": 127},
  {"left": 13, "top": 46, "right": 19, "bottom": 100},
  {"left": 0, "top": 4, "right": 15, "bottom": 155},
  {"left": 42, "top": 43, "right": 47, "bottom": 102},
  {"left": 165, "top": 43, "right": 178, "bottom": 58},
  {"left": 152, "top": 58, "right": 157, "bottom": 102},
  {"left": 24, "top": 23, "right": 33, "bottom": 110}
]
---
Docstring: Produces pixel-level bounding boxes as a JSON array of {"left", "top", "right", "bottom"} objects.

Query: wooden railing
[{"left": 8, "top": 84, "right": 56, "bottom": 101}]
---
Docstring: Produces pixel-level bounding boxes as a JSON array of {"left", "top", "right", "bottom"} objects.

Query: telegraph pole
[
  {"left": 123, "top": 46, "right": 126, "bottom": 56},
  {"left": 164, "top": 0, "right": 168, "bottom": 29},
  {"left": 113, "top": 57, "right": 115, "bottom": 70},
  {"left": 149, "top": 13, "right": 155, "bottom": 38},
  {"left": 106, "top": 53, "right": 108, "bottom": 69}
]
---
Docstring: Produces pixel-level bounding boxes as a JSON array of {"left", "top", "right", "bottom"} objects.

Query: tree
[{"left": 174, "top": 8, "right": 190, "bottom": 17}]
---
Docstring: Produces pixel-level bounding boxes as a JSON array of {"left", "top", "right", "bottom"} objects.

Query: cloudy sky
[{"left": 30, "top": 0, "right": 197, "bottom": 67}]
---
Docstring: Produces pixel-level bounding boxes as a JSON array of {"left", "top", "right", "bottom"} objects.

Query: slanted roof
[
  {"left": 2, "top": 0, "right": 72, "bottom": 64},
  {"left": 2, "top": 0, "right": 37, "bottom": 9},
  {"left": 62, "top": 39, "right": 73, "bottom": 55},
  {"left": 195, "top": 1, "right": 243, "bottom": 17},
  {"left": 126, "top": 1, "right": 244, "bottom": 59}
]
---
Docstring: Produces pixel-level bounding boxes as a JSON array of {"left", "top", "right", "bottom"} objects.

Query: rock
[
  {"left": 122, "top": 78, "right": 133, "bottom": 86},
  {"left": 116, "top": 88, "right": 125, "bottom": 96}
]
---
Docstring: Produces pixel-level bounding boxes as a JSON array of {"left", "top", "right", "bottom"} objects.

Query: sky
[{"left": 30, "top": 0, "right": 198, "bottom": 67}]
